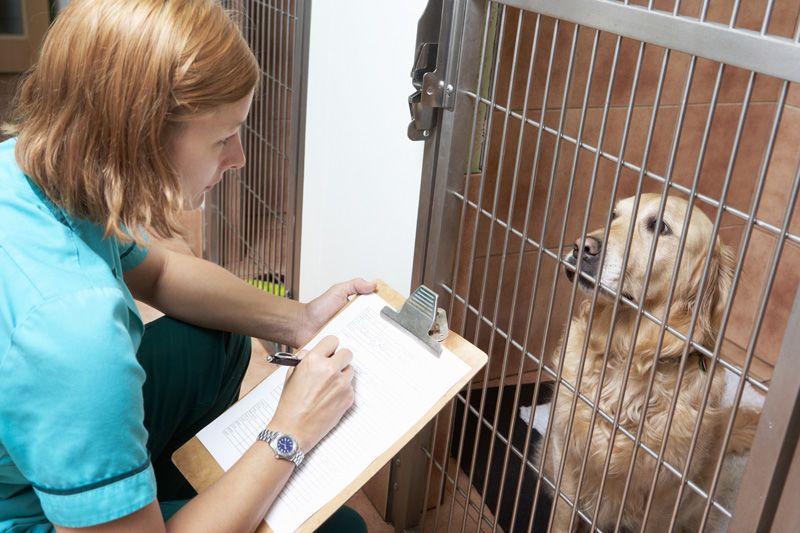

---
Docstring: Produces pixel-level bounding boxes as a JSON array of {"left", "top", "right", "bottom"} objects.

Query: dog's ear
[{"left": 696, "top": 242, "right": 735, "bottom": 343}]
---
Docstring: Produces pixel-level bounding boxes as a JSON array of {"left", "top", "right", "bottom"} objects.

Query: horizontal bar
[
  {"left": 419, "top": 451, "right": 508, "bottom": 530},
  {"left": 420, "top": 437, "right": 602, "bottom": 530},
  {"left": 441, "top": 204, "right": 770, "bottom": 394},
  {"left": 496, "top": 0, "right": 800, "bottom": 83},
  {"left": 446, "top": 382, "right": 734, "bottom": 520},
  {"left": 234, "top": 176, "right": 289, "bottom": 221},
  {"left": 463, "top": 91, "right": 800, "bottom": 249},
  {"left": 243, "top": 124, "right": 291, "bottom": 157},
  {"left": 261, "top": 71, "right": 293, "bottom": 93},
  {"left": 251, "top": 0, "right": 296, "bottom": 20},
  {"left": 204, "top": 207, "right": 283, "bottom": 274}
]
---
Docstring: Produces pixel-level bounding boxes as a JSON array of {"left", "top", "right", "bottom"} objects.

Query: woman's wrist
[
  {"left": 265, "top": 418, "right": 314, "bottom": 453},
  {"left": 293, "top": 302, "right": 313, "bottom": 348}
]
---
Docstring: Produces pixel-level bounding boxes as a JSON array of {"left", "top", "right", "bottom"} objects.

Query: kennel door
[
  {"left": 399, "top": 0, "right": 800, "bottom": 532},
  {"left": 205, "top": 0, "right": 308, "bottom": 308}
]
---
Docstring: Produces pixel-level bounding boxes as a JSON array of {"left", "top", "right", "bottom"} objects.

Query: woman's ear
[{"left": 697, "top": 242, "right": 735, "bottom": 344}]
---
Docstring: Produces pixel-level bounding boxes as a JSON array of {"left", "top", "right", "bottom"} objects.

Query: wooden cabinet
[{"left": 0, "top": 0, "right": 49, "bottom": 73}]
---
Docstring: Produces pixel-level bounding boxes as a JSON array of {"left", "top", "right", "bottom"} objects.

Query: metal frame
[
  {"left": 403, "top": 0, "right": 800, "bottom": 531},
  {"left": 204, "top": 0, "right": 310, "bottom": 305}
]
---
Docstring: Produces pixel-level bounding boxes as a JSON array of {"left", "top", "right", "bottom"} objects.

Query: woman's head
[{"left": 5, "top": 0, "right": 259, "bottom": 243}]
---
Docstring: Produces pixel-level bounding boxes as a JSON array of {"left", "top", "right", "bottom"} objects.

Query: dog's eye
[
  {"left": 611, "top": 210, "right": 618, "bottom": 221},
  {"left": 646, "top": 216, "right": 671, "bottom": 236}
]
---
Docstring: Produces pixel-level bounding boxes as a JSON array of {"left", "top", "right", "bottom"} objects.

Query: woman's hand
[
  {"left": 267, "top": 336, "right": 355, "bottom": 452},
  {"left": 294, "top": 278, "right": 376, "bottom": 347}
]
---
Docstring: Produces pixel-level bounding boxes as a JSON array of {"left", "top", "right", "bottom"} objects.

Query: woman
[{"left": 0, "top": 0, "right": 373, "bottom": 531}]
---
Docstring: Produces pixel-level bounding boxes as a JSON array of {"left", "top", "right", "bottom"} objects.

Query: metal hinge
[{"left": 407, "top": 0, "right": 457, "bottom": 141}]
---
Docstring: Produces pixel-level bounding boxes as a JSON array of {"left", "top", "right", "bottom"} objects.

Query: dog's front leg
[{"left": 727, "top": 407, "right": 760, "bottom": 454}]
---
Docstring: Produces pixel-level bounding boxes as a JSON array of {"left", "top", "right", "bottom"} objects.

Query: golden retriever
[{"left": 540, "top": 194, "right": 760, "bottom": 532}]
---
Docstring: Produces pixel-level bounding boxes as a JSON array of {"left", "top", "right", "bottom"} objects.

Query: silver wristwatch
[{"left": 256, "top": 429, "right": 305, "bottom": 467}]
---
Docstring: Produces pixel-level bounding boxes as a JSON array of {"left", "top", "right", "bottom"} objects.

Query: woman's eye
[{"left": 646, "top": 216, "right": 671, "bottom": 236}]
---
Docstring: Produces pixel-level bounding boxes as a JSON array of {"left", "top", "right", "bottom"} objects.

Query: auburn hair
[{"left": 4, "top": 0, "right": 259, "bottom": 244}]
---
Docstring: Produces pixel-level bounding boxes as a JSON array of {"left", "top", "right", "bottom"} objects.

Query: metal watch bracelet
[{"left": 256, "top": 429, "right": 305, "bottom": 467}]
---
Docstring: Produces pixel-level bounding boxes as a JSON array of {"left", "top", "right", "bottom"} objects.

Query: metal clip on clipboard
[{"left": 380, "top": 285, "right": 449, "bottom": 355}]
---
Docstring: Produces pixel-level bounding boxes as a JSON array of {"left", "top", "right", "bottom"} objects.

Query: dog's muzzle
[{"left": 565, "top": 235, "right": 601, "bottom": 288}]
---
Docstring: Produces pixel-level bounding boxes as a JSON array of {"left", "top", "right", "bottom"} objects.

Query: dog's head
[{"left": 565, "top": 194, "right": 734, "bottom": 344}]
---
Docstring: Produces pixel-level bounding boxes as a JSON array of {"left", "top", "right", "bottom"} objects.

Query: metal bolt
[
  {"left": 422, "top": 130, "right": 430, "bottom": 137},
  {"left": 425, "top": 86, "right": 434, "bottom": 96},
  {"left": 446, "top": 84, "right": 454, "bottom": 94}
]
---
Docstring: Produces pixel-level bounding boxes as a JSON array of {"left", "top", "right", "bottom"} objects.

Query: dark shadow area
[{"left": 451, "top": 381, "right": 554, "bottom": 532}]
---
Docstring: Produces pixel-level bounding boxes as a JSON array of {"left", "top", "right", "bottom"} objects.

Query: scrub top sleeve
[
  {"left": 0, "top": 288, "right": 156, "bottom": 528},
  {"left": 118, "top": 230, "right": 149, "bottom": 272}
]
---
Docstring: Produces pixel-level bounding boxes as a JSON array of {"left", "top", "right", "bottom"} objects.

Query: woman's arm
[
  {"left": 123, "top": 242, "right": 375, "bottom": 347},
  {"left": 124, "top": 242, "right": 303, "bottom": 346}
]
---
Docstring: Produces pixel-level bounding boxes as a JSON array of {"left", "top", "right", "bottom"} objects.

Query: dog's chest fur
[{"left": 545, "top": 309, "right": 726, "bottom": 531}]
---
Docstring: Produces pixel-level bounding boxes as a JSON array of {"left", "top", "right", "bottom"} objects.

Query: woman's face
[{"left": 167, "top": 91, "right": 253, "bottom": 209}]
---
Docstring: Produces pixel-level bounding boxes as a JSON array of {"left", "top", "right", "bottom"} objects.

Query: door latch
[{"left": 407, "top": 42, "right": 456, "bottom": 141}]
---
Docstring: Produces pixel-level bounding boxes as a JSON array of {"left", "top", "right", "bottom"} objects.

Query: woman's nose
[{"left": 224, "top": 132, "right": 246, "bottom": 170}]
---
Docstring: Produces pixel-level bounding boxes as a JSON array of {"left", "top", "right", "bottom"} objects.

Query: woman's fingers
[
  {"left": 340, "top": 278, "right": 376, "bottom": 297},
  {"left": 306, "top": 335, "right": 339, "bottom": 359},
  {"left": 341, "top": 365, "right": 355, "bottom": 383},
  {"left": 331, "top": 347, "right": 353, "bottom": 369},
  {"left": 303, "top": 336, "right": 353, "bottom": 371}
]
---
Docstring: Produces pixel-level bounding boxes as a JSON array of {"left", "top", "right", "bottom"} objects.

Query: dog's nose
[{"left": 573, "top": 236, "right": 601, "bottom": 257}]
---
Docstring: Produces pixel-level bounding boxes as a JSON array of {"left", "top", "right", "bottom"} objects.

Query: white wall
[{"left": 298, "top": 0, "right": 427, "bottom": 302}]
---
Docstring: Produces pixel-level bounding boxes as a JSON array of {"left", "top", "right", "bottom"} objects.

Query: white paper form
[{"left": 197, "top": 292, "right": 470, "bottom": 533}]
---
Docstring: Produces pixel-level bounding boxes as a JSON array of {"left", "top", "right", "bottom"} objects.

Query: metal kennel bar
[
  {"left": 205, "top": 0, "right": 309, "bottom": 302},
  {"left": 400, "top": 0, "right": 800, "bottom": 531}
]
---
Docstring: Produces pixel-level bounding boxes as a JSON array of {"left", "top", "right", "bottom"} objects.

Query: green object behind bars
[{"left": 246, "top": 277, "right": 285, "bottom": 297}]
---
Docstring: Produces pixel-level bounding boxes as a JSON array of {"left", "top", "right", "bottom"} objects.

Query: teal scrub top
[{"left": 0, "top": 138, "right": 157, "bottom": 530}]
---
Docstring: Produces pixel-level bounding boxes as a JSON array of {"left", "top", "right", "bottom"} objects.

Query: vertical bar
[
  {"left": 422, "top": 0, "right": 492, "bottom": 529},
  {"left": 628, "top": 54, "right": 700, "bottom": 530},
  {"left": 275, "top": 0, "right": 285, "bottom": 297},
  {"left": 585, "top": 43, "right": 671, "bottom": 532},
  {"left": 535, "top": 26, "right": 606, "bottom": 533},
  {"left": 276, "top": 0, "right": 286, "bottom": 298},
  {"left": 500, "top": 21, "right": 608, "bottom": 529},
  {"left": 470, "top": 8, "right": 526, "bottom": 530},
  {"left": 260, "top": 2, "right": 271, "bottom": 288},
  {"left": 523, "top": 19, "right": 585, "bottom": 533},
  {"left": 279, "top": 0, "right": 289, "bottom": 298},
  {"left": 290, "top": 0, "right": 310, "bottom": 303},
  {"left": 247, "top": 0, "right": 259, "bottom": 286},
  {"left": 563, "top": 33, "right": 629, "bottom": 532},
  {"left": 699, "top": 82, "right": 791, "bottom": 530},
  {"left": 447, "top": 4, "right": 508, "bottom": 532},
  {"left": 487, "top": 12, "right": 544, "bottom": 531},
  {"left": 760, "top": 0, "right": 776, "bottom": 36},
  {"left": 267, "top": 0, "right": 277, "bottom": 300},
  {"left": 729, "top": 0, "right": 743, "bottom": 28},
  {"left": 663, "top": 63, "right": 734, "bottom": 529},
  {"left": 478, "top": 9, "right": 562, "bottom": 530},
  {"left": 731, "top": 289, "right": 800, "bottom": 532}
]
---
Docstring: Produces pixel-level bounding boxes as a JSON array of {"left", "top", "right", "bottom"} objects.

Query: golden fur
[{"left": 540, "top": 194, "right": 759, "bottom": 532}]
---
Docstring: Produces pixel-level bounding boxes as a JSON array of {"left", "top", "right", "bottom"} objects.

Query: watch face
[{"left": 276, "top": 435, "right": 295, "bottom": 455}]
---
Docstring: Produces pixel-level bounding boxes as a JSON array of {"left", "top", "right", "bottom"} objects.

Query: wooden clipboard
[{"left": 172, "top": 280, "right": 487, "bottom": 532}]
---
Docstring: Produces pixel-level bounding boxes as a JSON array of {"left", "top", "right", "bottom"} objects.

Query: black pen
[{"left": 266, "top": 351, "right": 302, "bottom": 367}]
